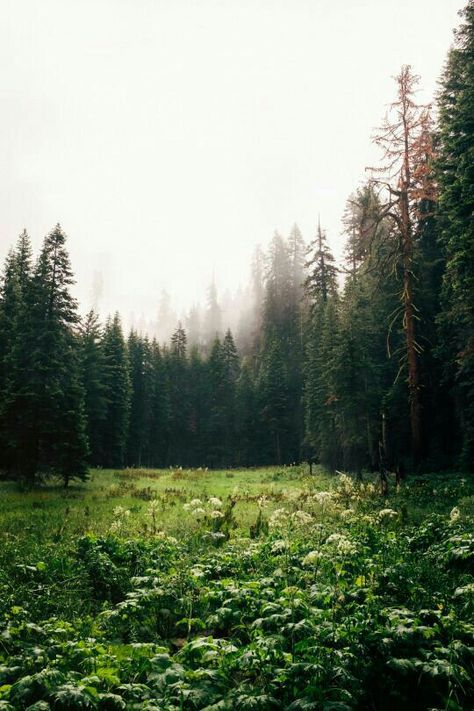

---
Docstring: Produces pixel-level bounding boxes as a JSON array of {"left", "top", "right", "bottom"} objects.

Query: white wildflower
[
  {"left": 313, "top": 491, "right": 333, "bottom": 505},
  {"left": 449, "top": 506, "right": 461, "bottom": 523},
  {"left": 183, "top": 503, "right": 192, "bottom": 512},
  {"left": 292, "top": 510, "right": 313, "bottom": 525},
  {"left": 269, "top": 508, "right": 288, "bottom": 528},
  {"left": 340, "top": 509, "right": 354, "bottom": 520},
  {"left": 113, "top": 506, "right": 130, "bottom": 518},
  {"left": 209, "top": 497, "right": 222, "bottom": 508},
  {"left": 192, "top": 507, "right": 205, "bottom": 516},
  {"left": 190, "top": 498, "right": 202, "bottom": 507},
  {"left": 325, "top": 532, "right": 357, "bottom": 555},
  {"left": 210, "top": 510, "right": 224, "bottom": 519},
  {"left": 271, "top": 539, "right": 288, "bottom": 553},
  {"left": 378, "top": 508, "right": 399, "bottom": 521},
  {"left": 302, "top": 550, "right": 319, "bottom": 566}
]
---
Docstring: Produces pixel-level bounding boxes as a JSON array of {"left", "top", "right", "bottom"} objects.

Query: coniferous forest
[
  {"left": 1, "top": 5, "right": 473, "bottom": 483},
  {"left": 2, "top": 4, "right": 474, "bottom": 711}
]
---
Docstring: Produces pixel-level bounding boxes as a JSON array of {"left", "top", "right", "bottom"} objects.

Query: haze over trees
[{"left": 0, "top": 2, "right": 473, "bottom": 483}]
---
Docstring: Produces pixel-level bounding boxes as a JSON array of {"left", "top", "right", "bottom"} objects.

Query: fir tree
[
  {"left": 79, "top": 310, "right": 108, "bottom": 465},
  {"left": 437, "top": 0, "right": 474, "bottom": 469},
  {"left": 102, "top": 313, "right": 130, "bottom": 468}
]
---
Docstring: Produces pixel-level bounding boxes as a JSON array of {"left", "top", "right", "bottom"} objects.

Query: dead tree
[{"left": 368, "top": 65, "right": 437, "bottom": 466}]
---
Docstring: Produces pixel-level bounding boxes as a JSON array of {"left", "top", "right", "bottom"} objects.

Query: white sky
[{"left": 0, "top": 0, "right": 465, "bottom": 320}]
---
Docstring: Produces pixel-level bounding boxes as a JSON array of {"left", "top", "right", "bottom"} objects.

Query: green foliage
[{"left": 0, "top": 469, "right": 473, "bottom": 710}]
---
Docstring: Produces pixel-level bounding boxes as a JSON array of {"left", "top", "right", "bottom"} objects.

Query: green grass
[
  {"left": 0, "top": 466, "right": 473, "bottom": 710},
  {"left": 0, "top": 464, "right": 333, "bottom": 541}
]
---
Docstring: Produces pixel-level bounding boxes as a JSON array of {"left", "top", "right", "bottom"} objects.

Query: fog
[{"left": 0, "top": 0, "right": 465, "bottom": 332}]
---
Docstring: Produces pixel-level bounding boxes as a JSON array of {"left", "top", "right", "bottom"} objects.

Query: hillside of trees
[{"left": 0, "top": 2, "right": 473, "bottom": 484}]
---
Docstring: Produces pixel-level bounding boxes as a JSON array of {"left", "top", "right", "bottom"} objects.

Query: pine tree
[
  {"left": 16, "top": 225, "right": 88, "bottom": 485},
  {"left": 437, "top": 0, "right": 474, "bottom": 469},
  {"left": 102, "top": 313, "right": 130, "bottom": 468},
  {"left": 167, "top": 323, "right": 190, "bottom": 464},
  {"left": 79, "top": 310, "right": 108, "bottom": 465},
  {"left": 127, "top": 331, "right": 153, "bottom": 467},
  {"left": 304, "top": 221, "right": 338, "bottom": 305},
  {"left": 148, "top": 339, "right": 170, "bottom": 467},
  {"left": 303, "top": 221, "right": 340, "bottom": 468},
  {"left": 204, "top": 280, "right": 222, "bottom": 344},
  {"left": 0, "top": 232, "right": 34, "bottom": 474},
  {"left": 258, "top": 333, "right": 290, "bottom": 464},
  {"left": 236, "top": 358, "right": 259, "bottom": 466},
  {"left": 369, "top": 66, "right": 437, "bottom": 465}
]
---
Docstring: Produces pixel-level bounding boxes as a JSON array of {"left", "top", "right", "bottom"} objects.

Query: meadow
[{"left": 0, "top": 466, "right": 473, "bottom": 710}]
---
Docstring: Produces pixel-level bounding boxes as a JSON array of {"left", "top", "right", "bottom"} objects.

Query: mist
[{"left": 0, "top": 0, "right": 464, "bottom": 328}]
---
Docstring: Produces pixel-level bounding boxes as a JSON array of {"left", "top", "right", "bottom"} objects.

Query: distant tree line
[{"left": 0, "top": 2, "right": 473, "bottom": 484}]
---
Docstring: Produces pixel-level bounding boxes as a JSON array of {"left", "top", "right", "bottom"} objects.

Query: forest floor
[{"left": 0, "top": 466, "right": 473, "bottom": 709}]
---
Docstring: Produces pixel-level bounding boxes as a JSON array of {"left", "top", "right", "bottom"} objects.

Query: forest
[
  {"left": 1, "top": 5, "right": 473, "bottom": 483},
  {"left": 0, "top": 3, "right": 473, "bottom": 710}
]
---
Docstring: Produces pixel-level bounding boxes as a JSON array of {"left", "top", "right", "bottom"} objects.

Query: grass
[
  {"left": 0, "top": 466, "right": 473, "bottom": 710},
  {"left": 0, "top": 464, "right": 332, "bottom": 541}
]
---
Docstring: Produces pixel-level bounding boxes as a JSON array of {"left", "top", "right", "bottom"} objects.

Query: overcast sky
[{"left": 0, "top": 0, "right": 465, "bottom": 321}]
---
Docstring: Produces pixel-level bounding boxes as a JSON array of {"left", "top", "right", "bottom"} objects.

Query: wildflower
[
  {"left": 209, "top": 496, "right": 222, "bottom": 508},
  {"left": 193, "top": 507, "right": 205, "bottom": 516},
  {"left": 269, "top": 508, "right": 288, "bottom": 528},
  {"left": 191, "top": 565, "right": 205, "bottom": 578},
  {"left": 271, "top": 539, "right": 288, "bottom": 553},
  {"left": 190, "top": 498, "right": 202, "bottom": 507},
  {"left": 183, "top": 503, "right": 192, "bottom": 512},
  {"left": 340, "top": 509, "right": 354, "bottom": 520},
  {"left": 378, "top": 508, "right": 399, "bottom": 521},
  {"left": 313, "top": 491, "right": 333, "bottom": 505},
  {"left": 210, "top": 510, "right": 224, "bottom": 519},
  {"left": 292, "top": 510, "right": 313, "bottom": 525},
  {"left": 302, "top": 550, "right": 319, "bottom": 566},
  {"left": 113, "top": 506, "right": 130, "bottom": 518},
  {"left": 449, "top": 506, "right": 461, "bottom": 523},
  {"left": 325, "top": 532, "right": 357, "bottom": 555},
  {"left": 148, "top": 499, "right": 160, "bottom": 513}
]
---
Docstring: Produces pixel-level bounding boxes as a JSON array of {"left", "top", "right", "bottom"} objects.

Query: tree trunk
[{"left": 400, "top": 187, "right": 422, "bottom": 464}]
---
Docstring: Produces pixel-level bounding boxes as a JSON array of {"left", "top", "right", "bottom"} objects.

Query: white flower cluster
[
  {"left": 271, "top": 539, "right": 288, "bottom": 553},
  {"left": 449, "top": 506, "right": 461, "bottom": 523},
  {"left": 182, "top": 496, "right": 224, "bottom": 519},
  {"left": 268, "top": 507, "right": 313, "bottom": 531},
  {"left": 378, "top": 508, "right": 399, "bottom": 521},
  {"left": 109, "top": 506, "right": 131, "bottom": 534},
  {"left": 325, "top": 532, "right": 357, "bottom": 556},
  {"left": 269, "top": 508, "right": 288, "bottom": 528},
  {"left": 313, "top": 491, "right": 334, "bottom": 506},
  {"left": 302, "top": 550, "right": 319, "bottom": 566}
]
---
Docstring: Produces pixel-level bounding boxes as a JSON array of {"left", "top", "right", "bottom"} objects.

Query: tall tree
[
  {"left": 79, "top": 310, "right": 108, "bottom": 465},
  {"left": 369, "top": 65, "right": 437, "bottom": 465},
  {"left": 437, "top": 0, "right": 474, "bottom": 470},
  {"left": 167, "top": 323, "right": 189, "bottom": 464},
  {"left": 19, "top": 225, "right": 88, "bottom": 484},
  {"left": 102, "top": 313, "right": 130, "bottom": 468}
]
